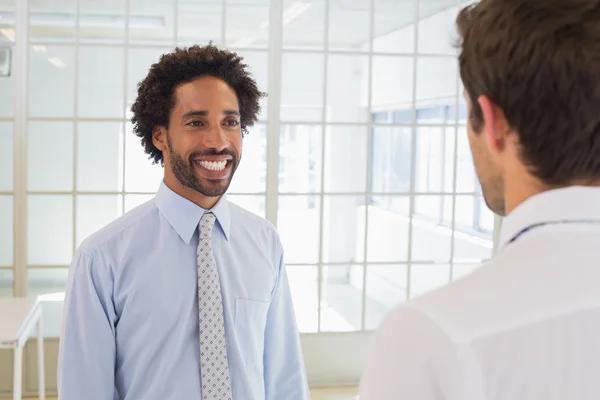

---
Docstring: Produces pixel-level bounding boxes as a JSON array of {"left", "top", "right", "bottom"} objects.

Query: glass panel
[
  {"left": 365, "top": 264, "right": 407, "bottom": 330},
  {"left": 0, "top": 47, "right": 13, "bottom": 116},
  {"left": 320, "top": 264, "right": 363, "bottom": 332},
  {"left": 371, "top": 126, "right": 411, "bottom": 193},
  {"left": 29, "top": 45, "right": 76, "bottom": 118},
  {"left": 0, "top": 0, "right": 15, "bottom": 44},
  {"left": 129, "top": 0, "right": 175, "bottom": 45},
  {"left": 279, "top": 124, "right": 322, "bottom": 193},
  {"left": 126, "top": 47, "right": 171, "bottom": 117},
  {"left": 178, "top": 0, "right": 222, "bottom": 46},
  {"left": 0, "top": 195, "right": 13, "bottom": 266},
  {"left": 417, "top": 0, "right": 458, "bottom": 55},
  {"left": 28, "top": 195, "right": 73, "bottom": 265},
  {"left": 226, "top": 0, "right": 269, "bottom": 49},
  {"left": 227, "top": 195, "right": 265, "bottom": 218},
  {"left": 412, "top": 195, "right": 451, "bottom": 262},
  {"left": 287, "top": 265, "right": 318, "bottom": 333},
  {"left": 281, "top": 52, "right": 324, "bottom": 122},
  {"left": 372, "top": 0, "right": 415, "bottom": 54},
  {"left": 452, "top": 263, "right": 481, "bottom": 281},
  {"left": 77, "top": 122, "right": 124, "bottom": 192},
  {"left": 409, "top": 263, "right": 450, "bottom": 299},
  {"left": 328, "top": 0, "right": 370, "bottom": 52},
  {"left": 478, "top": 196, "right": 495, "bottom": 233},
  {"left": 282, "top": 0, "right": 325, "bottom": 50},
  {"left": 414, "top": 127, "right": 452, "bottom": 193},
  {"left": 278, "top": 195, "right": 320, "bottom": 264},
  {"left": 124, "top": 194, "right": 154, "bottom": 213},
  {"left": 453, "top": 196, "right": 494, "bottom": 263},
  {"left": 27, "top": 121, "right": 74, "bottom": 191},
  {"left": 0, "top": 269, "right": 12, "bottom": 297},
  {"left": 236, "top": 50, "right": 269, "bottom": 121},
  {"left": 27, "top": 268, "right": 68, "bottom": 296},
  {"left": 371, "top": 56, "right": 414, "bottom": 116},
  {"left": 78, "top": 46, "right": 125, "bottom": 119},
  {"left": 79, "top": 0, "right": 126, "bottom": 43},
  {"left": 29, "top": 0, "right": 76, "bottom": 43},
  {"left": 416, "top": 57, "right": 458, "bottom": 105},
  {"left": 456, "top": 126, "right": 479, "bottom": 193},
  {"left": 324, "top": 125, "right": 367, "bottom": 193},
  {"left": 367, "top": 195, "right": 409, "bottom": 262},
  {"left": 0, "top": 122, "right": 13, "bottom": 191},
  {"left": 228, "top": 124, "right": 267, "bottom": 194},
  {"left": 124, "top": 122, "right": 164, "bottom": 193},
  {"left": 326, "top": 54, "right": 369, "bottom": 123},
  {"left": 322, "top": 196, "right": 365, "bottom": 264},
  {"left": 76, "top": 195, "right": 123, "bottom": 247}
]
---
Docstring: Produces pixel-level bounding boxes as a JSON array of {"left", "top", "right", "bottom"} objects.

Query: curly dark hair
[{"left": 130, "top": 44, "right": 266, "bottom": 165}]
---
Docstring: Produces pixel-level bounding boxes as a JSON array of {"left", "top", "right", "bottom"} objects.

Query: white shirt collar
[{"left": 498, "top": 186, "right": 600, "bottom": 251}]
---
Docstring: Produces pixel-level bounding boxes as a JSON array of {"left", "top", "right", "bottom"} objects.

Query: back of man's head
[{"left": 457, "top": 0, "right": 600, "bottom": 186}]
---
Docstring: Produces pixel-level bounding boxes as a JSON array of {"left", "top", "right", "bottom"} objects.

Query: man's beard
[{"left": 167, "top": 135, "right": 238, "bottom": 197}]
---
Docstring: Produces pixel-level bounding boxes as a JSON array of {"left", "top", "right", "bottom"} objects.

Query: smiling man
[{"left": 58, "top": 45, "right": 309, "bottom": 400}]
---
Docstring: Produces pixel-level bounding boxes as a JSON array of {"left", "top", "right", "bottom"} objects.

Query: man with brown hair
[{"left": 359, "top": 1, "right": 600, "bottom": 399}]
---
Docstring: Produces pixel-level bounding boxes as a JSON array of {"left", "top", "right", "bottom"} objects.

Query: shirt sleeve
[
  {"left": 359, "top": 305, "right": 458, "bottom": 400},
  {"left": 263, "top": 243, "right": 310, "bottom": 400},
  {"left": 58, "top": 248, "right": 117, "bottom": 400}
]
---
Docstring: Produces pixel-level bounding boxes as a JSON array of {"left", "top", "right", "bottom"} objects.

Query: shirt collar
[
  {"left": 154, "top": 180, "right": 231, "bottom": 244},
  {"left": 498, "top": 186, "right": 600, "bottom": 251}
]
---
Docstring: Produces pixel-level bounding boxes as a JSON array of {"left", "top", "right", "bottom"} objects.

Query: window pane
[
  {"left": 372, "top": 0, "right": 415, "bottom": 54},
  {"left": 365, "top": 264, "right": 407, "bottom": 330},
  {"left": 228, "top": 124, "right": 266, "bottom": 194},
  {"left": 416, "top": 56, "right": 458, "bottom": 105},
  {"left": 322, "top": 196, "right": 365, "bottom": 264},
  {"left": 320, "top": 265, "right": 363, "bottom": 332},
  {"left": 367, "top": 195, "right": 409, "bottom": 262},
  {"left": 78, "top": 46, "right": 125, "bottom": 119},
  {"left": 282, "top": 0, "right": 324, "bottom": 50},
  {"left": 324, "top": 125, "right": 367, "bottom": 193},
  {"left": 29, "top": 1, "right": 76, "bottom": 43},
  {"left": 371, "top": 56, "right": 414, "bottom": 116},
  {"left": 278, "top": 195, "right": 319, "bottom": 264},
  {"left": 77, "top": 122, "right": 124, "bottom": 192},
  {"left": 328, "top": 0, "right": 370, "bottom": 52},
  {"left": 28, "top": 195, "right": 73, "bottom": 265},
  {"left": 281, "top": 53, "right": 324, "bottom": 122},
  {"left": 412, "top": 195, "right": 451, "bottom": 262},
  {"left": 326, "top": 54, "right": 369, "bottom": 123},
  {"left": 178, "top": 0, "right": 222, "bottom": 46},
  {"left": 417, "top": 0, "right": 458, "bottom": 55},
  {"left": 456, "top": 126, "right": 478, "bottom": 193},
  {"left": 0, "top": 1, "right": 15, "bottom": 44},
  {"left": 28, "top": 268, "right": 68, "bottom": 297},
  {"left": 0, "top": 269, "right": 12, "bottom": 297},
  {"left": 226, "top": 0, "right": 269, "bottom": 49},
  {"left": 29, "top": 45, "right": 76, "bottom": 118},
  {"left": 227, "top": 195, "right": 265, "bottom": 218},
  {"left": 478, "top": 196, "right": 495, "bottom": 233},
  {"left": 124, "top": 194, "right": 154, "bottom": 213},
  {"left": 371, "top": 126, "right": 412, "bottom": 193},
  {"left": 409, "top": 263, "right": 450, "bottom": 299},
  {"left": 279, "top": 124, "right": 322, "bottom": 193},
  {"left": 453, "top": 197, "right": 493, "bottom": 264},
  {"left": 124, "top": 122, "right": 163, "bottom": 193},
  {"left": 129, "top": 0, "right": 175, "bottom": 44},
  {"left": 79, "top": 0, "right": 126, "bottom": 43},
  {"left": 126, "top": 47, "right": 171, "bottom": 117},
  {"left": 0, "top": 122, "right": 13, "bottom": 191},
  {"left": 76, "top": 195, "right": 123, "bottom": 247},
  {"left": 414, "top": 127, "right": 449, "bottom": 193},
  {"left": 0, "top": 195, "right": 13, "bottom": 266},
  {"left": 236, "top": 50, "right": 269, "bottom": 121},
  {"left": 0, "top": 47, "right": 13, "bottom": 116},
  {"left": 287, "top": 265, "right": 318, "bottom": 333},
  {"left": 27, "top": 121, "right": 74, "bottom": 191}
]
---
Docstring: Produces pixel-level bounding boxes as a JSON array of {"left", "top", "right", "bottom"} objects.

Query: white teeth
[{"left": 197, "top": 160, "right": 227, "bottom": 171}]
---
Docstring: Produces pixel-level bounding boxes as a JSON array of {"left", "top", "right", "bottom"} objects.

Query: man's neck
[{"left": 163, "top": 175, "right": 220, "bottom": 210}]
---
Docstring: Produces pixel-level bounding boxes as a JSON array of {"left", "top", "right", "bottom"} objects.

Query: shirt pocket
[{"left": 234, "top": 298, "right": 270, "bottom": 367}]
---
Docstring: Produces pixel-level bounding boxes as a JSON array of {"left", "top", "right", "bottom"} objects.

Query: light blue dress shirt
[{"left": 58, "top": 181, "right": 309, "bottom": 400}]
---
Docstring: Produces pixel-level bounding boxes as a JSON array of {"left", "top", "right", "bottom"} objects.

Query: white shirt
[{"left": 359, "top": 186, "right": 600, "bottom": 400}]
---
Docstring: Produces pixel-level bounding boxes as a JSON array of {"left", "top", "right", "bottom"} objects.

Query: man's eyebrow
[{"left": 181, "top": 110, "right": 240, "bottom": 118}]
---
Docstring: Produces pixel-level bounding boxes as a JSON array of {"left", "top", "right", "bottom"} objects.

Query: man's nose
[{"left": 203, "top": 126, "right": 230, "bottom": 152}]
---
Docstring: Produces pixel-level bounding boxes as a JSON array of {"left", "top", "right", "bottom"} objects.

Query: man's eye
[
  {"left": 225, "top": 120, "right": 240, "bottom": 127},
  {"left": 187, "top": 120, "right": 202, "bottom": 127}
]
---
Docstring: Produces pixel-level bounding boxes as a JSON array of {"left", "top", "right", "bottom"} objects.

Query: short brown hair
[{"left": 456, "top": 0, "right": 600, "bottom": 185}]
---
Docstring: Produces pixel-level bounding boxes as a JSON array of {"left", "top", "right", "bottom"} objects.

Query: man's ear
[
  {"left": 478, "top": 95, "right": 510, "bottom": 154},
  {"left": 152, "top": 126, "right": 167, "bottom": 151}
]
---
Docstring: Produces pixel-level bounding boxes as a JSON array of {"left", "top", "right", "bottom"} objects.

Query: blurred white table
[{"left": 0, "top": 297, "right": 45, "bottom": 400}]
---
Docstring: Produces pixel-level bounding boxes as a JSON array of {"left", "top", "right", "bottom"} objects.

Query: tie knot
[{"left": 201, "top": 212, "right": 216, "bottom": 229}]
